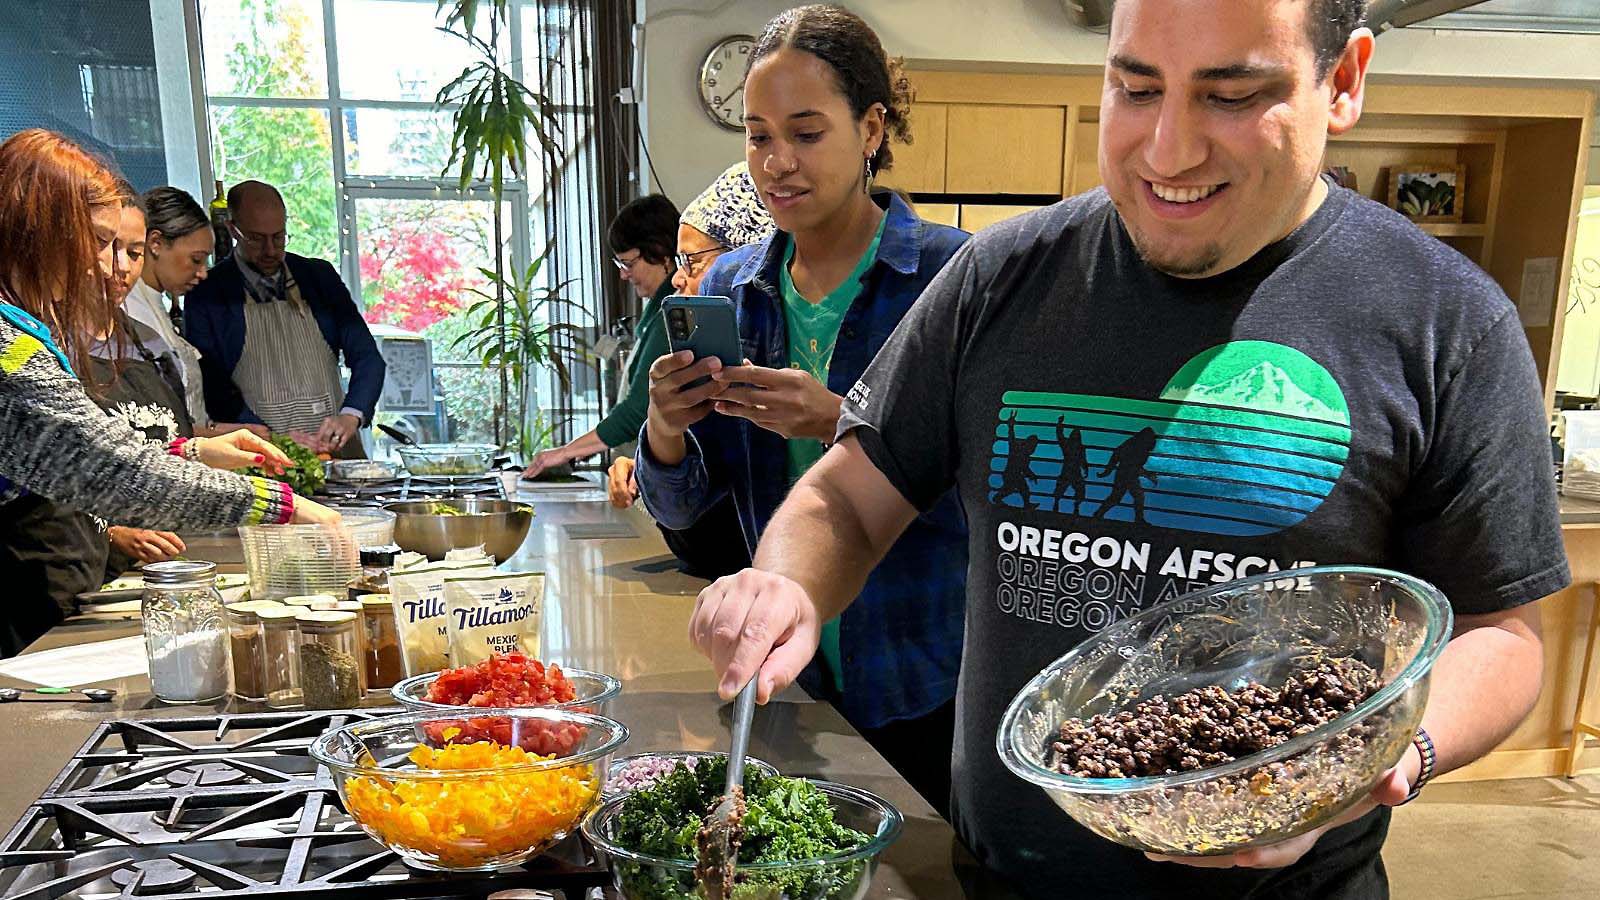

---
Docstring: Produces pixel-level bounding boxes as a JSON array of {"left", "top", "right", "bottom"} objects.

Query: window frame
[{"left": 196, "top": 0, "right": 604, "bottom": 446}]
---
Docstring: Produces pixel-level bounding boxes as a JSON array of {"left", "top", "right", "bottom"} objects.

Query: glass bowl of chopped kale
[
  {"left": 581, "top": 755, "right": 902, "bottom": 900},
  {"left": 997, "top": 565, "right": 1451, "bottom": 857}
]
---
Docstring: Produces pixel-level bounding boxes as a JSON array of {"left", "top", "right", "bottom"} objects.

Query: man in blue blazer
[{"left": 185, "top": 181, "right": 384, "bottom": 458}]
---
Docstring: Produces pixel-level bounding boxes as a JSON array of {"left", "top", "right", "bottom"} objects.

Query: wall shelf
[{"left": 1419, "top": 223, "right": 1491, "bottom": 237}]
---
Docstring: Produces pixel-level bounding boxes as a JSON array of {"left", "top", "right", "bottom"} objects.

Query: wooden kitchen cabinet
[
  {"left": 959, "top": 203, "right": 1045, "bottom": 232},
  {"left": 880, "top": 103, "right": 947, "bottom": 193},
  {"left": 945, "top": 104, "right": 1065, "bottom": 195},
  {"left": 915, "top": 202, "right": 960, "bottom": 227}
]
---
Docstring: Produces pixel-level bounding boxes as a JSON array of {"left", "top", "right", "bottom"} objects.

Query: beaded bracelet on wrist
[{"left": 1400, "top": 727, "right": 1437, "bottom": 805}]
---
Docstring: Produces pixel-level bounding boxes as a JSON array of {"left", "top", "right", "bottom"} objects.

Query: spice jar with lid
[
  {"left": 330, "top": 600, "right": 369, "bottom": 684},
  {"left": 225, "top": 600, "right": 283, "bottom": 701},
  {"left": 347, "top": 545, "right": 399, "bottom": 601},
  {"left": 142, "top": 560, "right": 231, "bottom": 703},
  {"left": 296, "top": 610, "right": 365, "bottom": 709},
  {"left": 284, "top": 594, "right": 337, "bottom": 608},
  {"left": 357, "top": 594, "right": 405, "bottom": 692},
  {"left": 258, "top": 606, "right": 304, "bottom": 708}
]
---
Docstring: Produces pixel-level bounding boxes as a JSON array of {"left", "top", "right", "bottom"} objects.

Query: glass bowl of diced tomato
[{"left": 391, "top": 653, "right": 621, "bottom": 757}]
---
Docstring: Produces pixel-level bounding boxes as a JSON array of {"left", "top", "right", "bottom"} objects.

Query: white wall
[
  {"left": 640, "top": 0, "right": 1104, "bottom": 203},
  {"left": 640, "top": 1, "right": 1600, "bottom": 204}
]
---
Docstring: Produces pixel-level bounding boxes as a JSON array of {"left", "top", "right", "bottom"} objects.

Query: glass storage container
[
  {"left": 225, "top": 599, "right": 283, "bottom": 701},
  {"left": 348, "top": 545, "right": 398, "bottom": 601},
  {"left": 142, "top": 560, "right": 230, "bottom": 704},
  {"left": 358, "top": 594, "right": 404, "bottom": 692},
  {"left": 259, "top": 606, "right": 304, "bottom": 709},
  {"left": 296, "top": 610, "right": 366, "bottom": 709}
]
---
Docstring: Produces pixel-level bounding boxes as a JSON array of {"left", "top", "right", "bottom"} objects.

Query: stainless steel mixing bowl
[{"left": 385, "top": 498, "right": 533, "bottom": 561}]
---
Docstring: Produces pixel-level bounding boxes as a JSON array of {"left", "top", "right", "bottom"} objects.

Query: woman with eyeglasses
[
  {"left": 521, "top": 194, "right": 680, "bottom": 479},
  {"left": 0, "top": 130, "right": 340, "bottom": 654},
  {"left": 634, "top": 5, "right": 970, "bottom": 816},
  {"left": 605, "top": 163, "right": 775, "bottom": 580}
]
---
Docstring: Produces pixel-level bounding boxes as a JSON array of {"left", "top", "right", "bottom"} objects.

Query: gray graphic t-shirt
[{"left": 839, "top": 184, "right": 1568, "bottom": 899}]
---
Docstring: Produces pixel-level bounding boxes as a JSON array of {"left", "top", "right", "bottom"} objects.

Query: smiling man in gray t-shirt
[{"left": 680, "top": 2, "right": 1568, "bottom": 898}]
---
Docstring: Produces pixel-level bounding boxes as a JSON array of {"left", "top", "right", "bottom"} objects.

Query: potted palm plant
[
  {"left": 450, "top": 246, "right": 588, "bottom": 465},
  {"left": 434, "top": 0, "right": 573, "bottom": 456}
]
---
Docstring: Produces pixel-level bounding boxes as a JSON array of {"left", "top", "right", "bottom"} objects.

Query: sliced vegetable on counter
[
  {"left": 425, "top": 651, "right": 577, "bottom": 707},
  {"left": 417, "top": 653, "right": 586, "bottom": 754}
]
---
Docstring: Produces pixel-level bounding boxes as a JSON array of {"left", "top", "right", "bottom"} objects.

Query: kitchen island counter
[{"left": 0, "top": 487, "right": 972, "bottom": 899}]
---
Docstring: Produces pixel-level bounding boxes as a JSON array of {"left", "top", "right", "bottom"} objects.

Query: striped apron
[{"left": 233, "top": 276, "right": 358, "bottom": 456}]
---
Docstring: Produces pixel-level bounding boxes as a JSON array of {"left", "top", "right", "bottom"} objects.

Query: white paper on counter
[{"left": 0, "top": 635, "right": 148, "bottom": 687}]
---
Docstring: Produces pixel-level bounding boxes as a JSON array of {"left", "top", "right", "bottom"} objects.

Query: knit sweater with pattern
[{"left": 0, "top": 312, "right": 292, "bottom": 530}]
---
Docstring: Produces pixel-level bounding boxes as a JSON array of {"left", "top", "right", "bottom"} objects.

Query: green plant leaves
[
  {"left": 446, "top": 240, "right": 591, "bottom": 457},
  {"left": 434, "top": 3, "right": 562, "bottom": 193},
  {"left": 434, "top": 0, "right": 511, "bottom": 37},
  {"left": 435, "top": 0, "right": 571, "bottom": 455}
]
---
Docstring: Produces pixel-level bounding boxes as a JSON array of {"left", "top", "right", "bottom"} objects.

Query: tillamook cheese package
[
  {"left": 390, "top": 558, "right": 495, "bottom": 675},
  {"left": 443, "top": 570, "right": 545, "bottom": 667}
]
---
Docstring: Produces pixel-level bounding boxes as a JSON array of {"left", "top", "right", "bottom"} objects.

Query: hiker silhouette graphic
[
  {"left": 1090, "top": 427, "right": 1159, "bottom": 522},
  {"left": 992, "top": 409, "right": 1042, "bottom": 507},
  {"left": 1051, "top": 417, "right": 1088, "bottom": 513}
]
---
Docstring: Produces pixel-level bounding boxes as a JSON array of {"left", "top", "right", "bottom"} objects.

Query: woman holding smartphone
[{"left": 634, "top": 4, "right": 970, "bottom": 815}]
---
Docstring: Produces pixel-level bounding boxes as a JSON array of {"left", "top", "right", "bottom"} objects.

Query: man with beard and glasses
[{"left": 683, "top": 2, "right": 1567, "bottom": 897}]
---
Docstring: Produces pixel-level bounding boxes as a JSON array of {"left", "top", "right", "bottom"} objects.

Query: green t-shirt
[
  {"left": 595, "top": 280, "right": 674, "bottom": 448},
  {"left": 779, "top": 213, "right": 886, "bottom": 691}
]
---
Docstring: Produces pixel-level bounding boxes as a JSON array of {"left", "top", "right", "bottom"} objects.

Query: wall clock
[{"left": 698, "top": 35, "right": 756, "bottom": 131}]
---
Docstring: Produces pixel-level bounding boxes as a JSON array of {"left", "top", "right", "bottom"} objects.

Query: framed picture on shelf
[{"left": 1388, "top": 164, "right": 1466, "bottom": 224}]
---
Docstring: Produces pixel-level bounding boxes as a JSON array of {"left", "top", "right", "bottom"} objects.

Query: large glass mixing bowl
[{"left": 998, "top": 566, "right": 1451, "bottom": 856}]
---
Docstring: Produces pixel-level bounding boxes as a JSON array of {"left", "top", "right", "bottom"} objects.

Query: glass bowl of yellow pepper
[{"left": 311, "top": 707, "right": 629, "bottom": 871}]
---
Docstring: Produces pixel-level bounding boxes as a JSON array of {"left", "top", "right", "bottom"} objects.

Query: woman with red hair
[{"left": 0, "top": 129, "right": 338, "bottom": 651}]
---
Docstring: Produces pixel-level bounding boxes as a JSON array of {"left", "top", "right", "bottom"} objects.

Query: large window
[
  {"left": 0, "top": 1, "right": 169, "bottom": 189},
  {"left": 198, "top": 0, "right": 602, "bottom": 448}
]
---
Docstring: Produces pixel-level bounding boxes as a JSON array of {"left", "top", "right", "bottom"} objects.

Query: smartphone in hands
[{"left": 662, "top": 295, "right": 740, "bottom": 388}]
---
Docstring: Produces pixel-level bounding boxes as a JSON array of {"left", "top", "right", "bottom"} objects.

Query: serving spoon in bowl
[{"left": 695, "top": 677, "right": 758, "bottom": 900}]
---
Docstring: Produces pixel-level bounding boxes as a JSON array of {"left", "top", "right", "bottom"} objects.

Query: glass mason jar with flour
[{"left": 142, "top": 560, "right": 231, "bottom": 703}]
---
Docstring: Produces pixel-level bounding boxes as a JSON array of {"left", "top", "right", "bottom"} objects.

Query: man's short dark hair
[
  {"left": 608, "top": 194, "right": 679, "bottom": 266},
  {"left": 1309, "top": 0, "right": 1367, "bottom": 77}
]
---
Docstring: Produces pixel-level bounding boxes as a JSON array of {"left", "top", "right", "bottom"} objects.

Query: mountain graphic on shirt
[
  {"left": 1162, "top": 361, "right": 1342, "bottom": 423},
  {"left": 986, "top": 341, "right": 1350, "bottom": 537}
]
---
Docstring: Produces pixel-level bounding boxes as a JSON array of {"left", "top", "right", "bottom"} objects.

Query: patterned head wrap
[{"left": 680, "top": 162, "right": 775, "bottom": 250}]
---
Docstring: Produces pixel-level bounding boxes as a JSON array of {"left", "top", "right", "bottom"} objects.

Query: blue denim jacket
[{"left": 635, "top": 192, "right": 969, "bottom": 729}]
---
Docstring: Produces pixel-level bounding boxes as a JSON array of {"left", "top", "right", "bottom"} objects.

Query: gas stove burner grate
[
  {"left": 0, "top": 709, "right": 608, "bottom": 900},
  {"left": 109, "top": 860, "right": 196, "bottom": 896},
  {"left": 161, "top": 763, "right": 249, "bottom": 791},
  {"left": 319, "top": 474, "right": 507, "bottom": 507}
]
